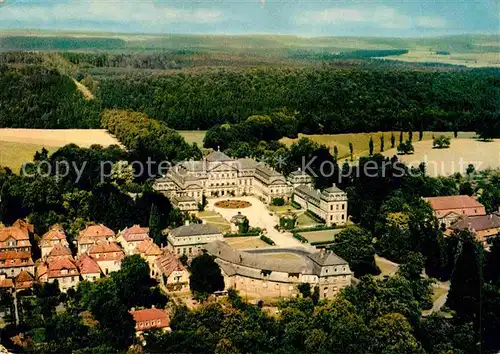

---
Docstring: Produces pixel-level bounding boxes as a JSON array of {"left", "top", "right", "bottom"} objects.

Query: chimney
[
  {"left": 185, "top": 220, "right": 190, "bottom": 226},
  {"left": 332, "top": 183, "right": 336, "bottom": 188},
  {"left": 152, "top": 305, "right": 155, "bottom": 309},
  {"left": 320, "top": 248, "right": 325, "bottom": 257},
  {"left": 202, "top": 219, "right": 207, "bottom": 225},
  {"left": 490, "top": 214, "right": 493, "bottom": 219},
  {"left": 298, "top": 168, "right": 301, "bottom": 172},
  {"left": 317, "top": 189, "right": 321, "bottom": 194},
  {"left": 468, "top": 222, "right": 472, "bottom": 229}
]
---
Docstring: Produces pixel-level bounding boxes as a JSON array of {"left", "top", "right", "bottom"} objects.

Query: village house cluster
[{"left": 0, "top": 222, "right": 189, "bottom": 295}]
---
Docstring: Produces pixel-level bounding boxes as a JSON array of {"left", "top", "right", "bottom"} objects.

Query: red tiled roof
[
  {"left": 89, "top": 242, "right": 124, "bottom": 261},
  {"left": 15, "top": 270, "right": 34, "bottom": 289},
  {"left": 134, "top": 239, "right": 162, "bottom": 257},
  {"left": 0, "top": 251, "right": 31, "bottom": 260},
  {"left": 0, "top": 226, "right": 29, "bottom": 242},
  {"left": 121, "top": 225, "right": 150, "bottom": 242},
  {"left": 88, "top": 242, "right": 123, "bottom": 254},
  {"left": 12, "top": 219, "right": 34, "bottom": 234},
  {"left": 42, "top": 227, "right": 66, "bottom": 242},
  {"left": 78, "top": 224, "right": 115, "bottom": 240},
  {"left": 425, "top": 195, "right": 485, "bottom": 211},
  {"left": 76, "top": 255, "right": 101, "bottom": 274},
  {"left": 0, "top": 278, "right": 14, "bottom": 288},
  {"left": 155, "top": 251, "right": 185, "bottom": 278},
  {"left": 47, "top": 258, "right": 79, "bottom": 278},
  {"left": 130, "top": 308, "right": 170, "bottom": 328},
  {"left": 48, "top": 244, "right": 73, "bottom": 259}
]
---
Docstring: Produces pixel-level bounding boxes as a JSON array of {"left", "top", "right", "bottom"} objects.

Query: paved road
[{"left": 207, "top": 196, "right": 305, "bottom": 248}]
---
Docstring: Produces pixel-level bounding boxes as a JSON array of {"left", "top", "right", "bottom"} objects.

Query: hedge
[
  {"left": 291, "top": 201, "right": 302, "bottom": 209},
  {"left": 305, "top": 210, "right": 326, "bottom": 223},
  {"left": 293, "top": 233, "right": 308, "bottom": 243},
  {"left": 260, "top": 235, "right": 276, "bottom": 245},
  {"left": 293, "top": 225, "right": 346, "bottom": 233},
  {"left": 225, "top": 229, "right": 262, "bottom": 237}
]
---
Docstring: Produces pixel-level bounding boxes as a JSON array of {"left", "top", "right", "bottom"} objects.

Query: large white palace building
[
  {"left": 153, "top": 150, "right": 292, "bottom": 209},
  {"left": 153, "top": 150, "right": 348, "bottom": 226}
]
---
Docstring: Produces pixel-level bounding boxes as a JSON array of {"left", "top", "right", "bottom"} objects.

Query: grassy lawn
[
  {"left": 295, "top": 213, "right": 319, "bottom": 228},
  {"left": 224, "top": 236, "right": 271, "bottom": 249},
  {"left": 197, "top": 210, "right": 219, "bottom": 218},
  {"left": 177, "top": 130, "right": 207, "bottom": 146},
  {"left": 300, "top": 229, "right": 343, "bottom": 243},
  {"left": 280, "top": 131, "right": 476, "bottom": 160},
  {"left": 269, "top": 204, "right": 296, "bottom": 215},
  {"left": 375, "top": 255, "right": 399, "bottom": 278}
]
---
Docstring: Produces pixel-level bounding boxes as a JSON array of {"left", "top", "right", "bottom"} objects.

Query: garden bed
[{"left": 214, "top": 199, "right": 252, "bottom": 209}]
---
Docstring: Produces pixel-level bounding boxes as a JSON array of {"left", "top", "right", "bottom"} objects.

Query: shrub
[
  {"left": 272, "top": 197, "right": 285, "bottom": 206},
  {"left": 433, "top": 135, "right": 451, "bottom": 149},
  {"left": 305, "top": 210, "right": 325, "bottom": 223},
  {"left": 291, "top": 201, "right": 302, "bottom": 209}
]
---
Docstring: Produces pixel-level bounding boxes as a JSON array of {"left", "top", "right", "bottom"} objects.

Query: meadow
[
  {"left": 280, "top": 131, "right": 476, "bottom": 160},
  {"left": 0, "top": 129, "right": 122, "bottom": 172},
  {"left": 176, "top": 130, "right": 207, "bottom": 147}
]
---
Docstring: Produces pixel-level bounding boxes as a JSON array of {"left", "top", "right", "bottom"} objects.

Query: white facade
[
  {"left": 293, "top": 184, "right": 348, "bottom": 226},
  {"left": 153, "top": 151, "right": 293, "bottom": 209}
]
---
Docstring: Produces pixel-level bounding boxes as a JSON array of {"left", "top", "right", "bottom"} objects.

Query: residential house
[
  {"left": 0, "top": 251, "right": 34, "bottom": 278},
  {"left": 40, "top": 226, "right": 69, "bottom": 259},
  {"left": 446, "top": 213, "right": 500, "bottom": 245},
  {"left": 166, "top": 223, "right": 223, "bottom": 257},
  {"left": 37, "top": 258, "right": 80, "bottom": 292},
  {"left": 76, "top": 254, "right": 101, "bottom": 282},
  {"left": 153, "top": 250, "right": 189, "bottom": 292},
  {"left": 14, "top": 270, "right": 34, "bottom": 290},
  {"left": 130, "top": 308, "right": 170, "bottom": 333},
  {"left": 0, "top": 225, "right": 31, "bottom": 253},
  {"left": 88, "top": 242, "right": 124, "bottom": 275},
  {"left": 77, "top": 224, "right": 115, "bottom": 255},
  {"left": 117, "top": 225, "right": 151, "bottom": 255},
  {"left": 424, "top": 195, "right": 486, "bottom": 227},
  {"left": 133, "top": 239, "right": 162, "bottom": 276},
  {"left": 47, "top": 244, "right": 73, "bottom": 262}
]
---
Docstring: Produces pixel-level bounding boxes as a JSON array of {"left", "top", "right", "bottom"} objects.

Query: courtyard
[{"left": 206, "top": 196, "right": 305, "bottom": 248}]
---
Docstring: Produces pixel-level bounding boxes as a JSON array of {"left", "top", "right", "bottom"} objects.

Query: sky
[{"left": 0, "top": 0, "right": 498, "bottom": 37}]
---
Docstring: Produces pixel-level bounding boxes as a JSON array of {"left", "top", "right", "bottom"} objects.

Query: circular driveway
[{"left": 206, "top": 196, "right": 305, "bottom": 248}]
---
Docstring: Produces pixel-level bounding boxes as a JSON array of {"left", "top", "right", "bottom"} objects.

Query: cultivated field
[
  {"left": 0, "top": 129, "right": 122, "bottom": 172},
  {"left": 382, "top": 138, "right": 500, "bottom": 177},
  {"left": 280, "top": 131, "right": 476, "bottom": 160},
  {"left": 384, "top": 50, "right": 500, "bottom": 68}
]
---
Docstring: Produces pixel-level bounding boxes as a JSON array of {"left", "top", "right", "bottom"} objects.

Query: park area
[
  {"left": 0, "top": 128, "right": 122, "bottom": 172},
  {"left": 299, "top": 228, "right": 343, "bottom": 244}
]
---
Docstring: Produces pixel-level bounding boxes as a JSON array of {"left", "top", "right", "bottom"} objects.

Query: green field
[
  {"left": 177, "top": 130, "right": 207, "bottom": 146},
  {"left": 0, "top": 141, "right": 57, "bottom": 173},
  {"left": 281, "top": 131, "right": 476, "bottom": 160},
  {"left": 1, "top": 31, "right": 498, "bottom": 67},
  {"left": 299, "top": 229, "right": 343, "bottom": 243}
]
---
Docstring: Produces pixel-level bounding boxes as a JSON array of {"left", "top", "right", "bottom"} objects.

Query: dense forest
[
  {"left": 0, "top": 65, "right": 100, "bottom": 128},
  {"left": 96, "top": 66, "right": 500, "bottom": 132}
]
